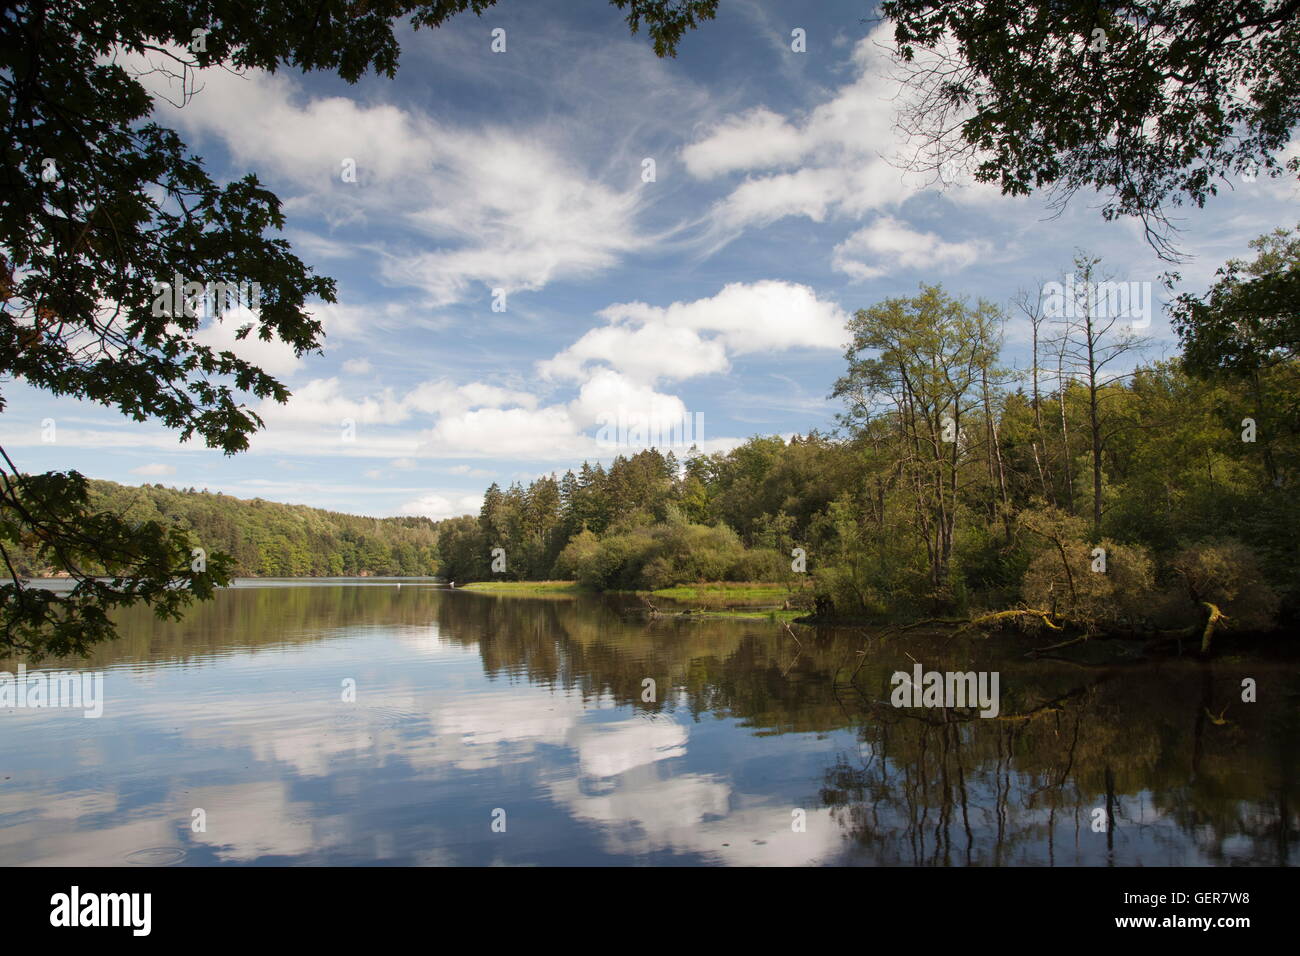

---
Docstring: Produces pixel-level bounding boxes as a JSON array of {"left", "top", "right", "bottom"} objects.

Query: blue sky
[{"left": 4, "top": 0, "right": 1296, "bottom": 520}]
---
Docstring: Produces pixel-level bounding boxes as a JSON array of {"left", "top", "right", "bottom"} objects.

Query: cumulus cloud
[
  {"left": 22, "top": 277, "right": 838, "bottom": 465},
  {"left": 419, "top": 405, "right": 589, "bottom": 459},
  {"left": 525, "top": 282, "right": 848, "bottom": 455},
  {"left": 831, "top": 216, "right": 990, "bottom": 281},
  {"left": 57, "top": 277, "right": 846, "bottom": 464},
  {"left": 397, "top": 492, "right": 485, "bottom": 521},
  {"left": 539, "top": 323, "right": 728, "bottom": 384},
  {"left": 592, "top": 280, "right": 849, "bottom": 356},
  {"left": 569, "top": 368, "right": 689, "bottom": 429}
]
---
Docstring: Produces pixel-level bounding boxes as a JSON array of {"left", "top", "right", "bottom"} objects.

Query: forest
[
  {"left": 7, "top": 231, "right": 1296, "bottom": 644},
  {"left": 6, "top": 479, "right": 438, "bottom": 579},
  {"left": 437, "top": 233, "right": 1300, "bottom": 640}
]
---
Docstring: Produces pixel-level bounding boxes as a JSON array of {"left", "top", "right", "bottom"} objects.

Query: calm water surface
[{"left": 1, "top": 579, "right": 1296, "bottom": 866}]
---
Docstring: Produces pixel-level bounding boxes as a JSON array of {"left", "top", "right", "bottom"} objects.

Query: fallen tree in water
[
  {"left": 946, "top": 600, "right": 1230, "bottom": 657},
  {"left": 947, "top": 517, "right": 1269, "bottom": 656}
]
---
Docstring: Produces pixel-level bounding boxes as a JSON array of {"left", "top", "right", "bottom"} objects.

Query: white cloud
[
  {"left": 542, "top": 281, "right": 849, "bottom": 387},
  {"left": 397, "top": 492, "right": 484, "bottom": 521},
  {"left": 831, "top": 216, "right": 989, "bottom": 281},
  {"left": 410, "top": 368, "right": 720, "bottom": 460},
  {"left": 387, "top": 129, "right": 644, "bottom": 306},
  {"left": 420, "top": 405, "right": 588, "bottom": 459},
  {"left": 540, "top": 322, "right": 728, "bottom": 384},
  {"left": 681, "top": 107, "right": 808, "bottom": 179},
  {"left": 192, "top": 308, "right": 303, "bottom": 378},
  {"left": 256, "top": 377, "right": 536, "bottom": 429},
  {"left": 447, "top": 465, "right": 495, "bottom": 478},
  {"left": 680, "top": 28, "right": 1018, "bottom": 238},
  {"left": 569, "top": 368, "right": 689, "bottom": 429},
  {"left": 310, "top": 300, "right": 426, "bottom": 342},
  {"left": 238, "top": 280, "right": 833, "bottom": 462},
  {"left": 125, "top": 49, "right": 650, "bottom": 308},
  {"left": 21, "top": 278, "right": 831, "bottom": 464},
  {"left": 594, "top": 281, "right": 849, "bottom": 356},
  {"left": 682, "top": 29, "right": 924, "bottom": 233},
  {"left": 130, "top": 463, "right": 176, "bottom": 477}
]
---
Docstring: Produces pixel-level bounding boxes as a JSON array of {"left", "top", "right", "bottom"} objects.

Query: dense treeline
[
  {"left": 440, "top": 233, "right": 1299, "bottom": 636},
  {"left": 6, "top": 480, "right": 438, "bottom": 578}
]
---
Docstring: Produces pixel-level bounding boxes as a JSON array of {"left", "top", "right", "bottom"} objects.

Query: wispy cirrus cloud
[
  {"left": 124, "top": 49, "right": 654, "bottom": 309},
  {"left": 681, "top": 28, "right": 924, "bottom": 235}
]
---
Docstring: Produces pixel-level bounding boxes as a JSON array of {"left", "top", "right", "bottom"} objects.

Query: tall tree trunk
[
  {"left": 1032, "top": 441, "right": 1050, "bottom": 502},
  {"left": 1031, "top": 311, "right": 1054, "bottom": 503},
  {"left": 1085, "top": 315, "right": 1103, "bottom": 538},
  {"left": 981, "top": 369, "right": 1011, "bottom": 538},
  {"left": 1057, "top": 348, "right": 1074, "bottom": 513}
]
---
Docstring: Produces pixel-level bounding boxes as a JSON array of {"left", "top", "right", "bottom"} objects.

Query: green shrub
[
  {"left": 1169, "top": 537, "right": 1280, "bottom": 632},
  {"left": 1022, "top": 537, "right": 1154, "bottom": 631},
  {"left": 551, "top": 520, "right": 784, "bottom": 590}
]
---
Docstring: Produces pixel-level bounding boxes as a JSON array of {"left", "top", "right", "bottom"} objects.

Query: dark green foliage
[
  {"left": 2, "top": 478, "right": 437, "bottom": 583},
  {"left": 554, "top": 516, "right": 782, "bottom": 591},
  {"left": 1173, "top": 226, "right": 1300, "bottom": 378},
  {"left": 0, "top": 469, "right": 232, "bottom": 661},
  {"left": 882, "top": 1, "right": 1300, "bottom": 255}
]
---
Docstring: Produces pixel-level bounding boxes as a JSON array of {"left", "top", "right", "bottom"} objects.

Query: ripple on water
[
  {"left": 332, "top": 706, "right": 419, "bottom": 728},
  {"left": 123, "top": 846, "right": 187, "bottom": 866}
]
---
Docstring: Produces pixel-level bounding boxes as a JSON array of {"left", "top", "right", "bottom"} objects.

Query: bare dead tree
[{"left": 1046, "top": 254, "right": 1153, "bottom": 537}]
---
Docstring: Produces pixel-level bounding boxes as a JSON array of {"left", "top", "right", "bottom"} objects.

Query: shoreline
[
  {"left": 460, "top": 580, "right": 810, "bottom": 621},
  {"left": 455, "top": 580, "right": 1297, "bottom": 656}
]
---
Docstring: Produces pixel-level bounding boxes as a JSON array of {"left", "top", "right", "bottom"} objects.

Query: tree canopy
[
  {"left": 1172, "top": 225, "right": 1300, "bottom": 378},
  {"left": 883, "top": 0, "right": 1300, "bottom": 255}
]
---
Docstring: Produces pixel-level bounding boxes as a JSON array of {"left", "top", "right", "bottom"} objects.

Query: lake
[{"left": 1, "top": 579, "right": 1296, "bottom": 865}]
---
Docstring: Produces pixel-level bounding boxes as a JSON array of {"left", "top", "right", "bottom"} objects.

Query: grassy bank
[
  {"left": 643, "top": 581, "right": 797, "bottom": 605},
  {"left": 459, "top": 580, "right": 584, "bottom": 594},
  {"left": 675, "top": 606, "right": 806, "bottom": 622},
  {"left": 640, "top": 582, "right": 808, "bottom": 622},
  {"left": 459, "top": 579, "right": 808, "bottom": 621}
]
